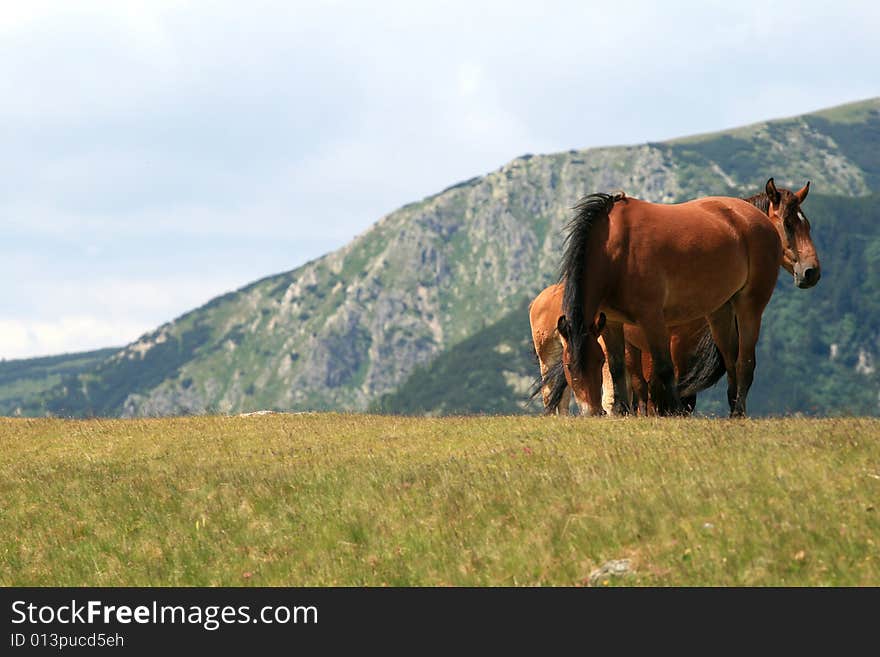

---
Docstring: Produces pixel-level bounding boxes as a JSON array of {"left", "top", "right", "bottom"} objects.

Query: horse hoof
[{"left": 611, "top": 402, "right": 630, "bottom": 416}]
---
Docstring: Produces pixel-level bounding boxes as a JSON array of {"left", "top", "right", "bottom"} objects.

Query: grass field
[{"left": 1, "top": 414, "right": 878, "bottom": 586}]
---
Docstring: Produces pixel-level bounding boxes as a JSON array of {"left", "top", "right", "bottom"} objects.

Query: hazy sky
[{"left": 2, "top": 0, "right": 878, "bottom": 359}]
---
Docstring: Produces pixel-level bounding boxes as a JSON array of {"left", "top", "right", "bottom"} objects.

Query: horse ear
[
  {"left": 556, "top": 315, "right": 570, "bottom": 340},
  {"left": 766, "top": 178, "right": 780, "bottom": 205},
  {"left": 795, "top": 180, "right": 810, "bottom": 203},
  {"left": 592, "top": 312, "right": 607, "bottom": 336}
]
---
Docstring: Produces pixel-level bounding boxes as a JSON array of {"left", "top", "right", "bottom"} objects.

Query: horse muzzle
[{"left": 795, "top": 266, "right": 821, "bottom": 288}]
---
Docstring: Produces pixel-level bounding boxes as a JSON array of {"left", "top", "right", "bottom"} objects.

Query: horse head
[
  {"left": 765, "top": 178, "right": 821, "bottom": 288},
  {"left": 556, "top": 312, "right": 606, "bottom": 415}
]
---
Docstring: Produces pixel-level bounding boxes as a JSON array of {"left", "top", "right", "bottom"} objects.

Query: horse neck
[{"left": 744, "top": 191, "right": 789, "bottom": 266}]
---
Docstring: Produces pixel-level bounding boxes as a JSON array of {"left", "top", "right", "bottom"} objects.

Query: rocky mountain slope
[{"left": 14, "top": 97, "right": 880, "bottom": 417}]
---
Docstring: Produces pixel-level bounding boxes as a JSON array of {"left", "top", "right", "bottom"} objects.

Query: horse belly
[
  {"left": 661, "top": 248, "right": 747, "bottom": 322},
  {"left": 622, "top": 222, "right": 749, "bottom": 324}
]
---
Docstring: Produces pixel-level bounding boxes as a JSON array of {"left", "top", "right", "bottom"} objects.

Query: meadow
[{"left": 1, "top": 414, "right": 878, "bottom": 586}]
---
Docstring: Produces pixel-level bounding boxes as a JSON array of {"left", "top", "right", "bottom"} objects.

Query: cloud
[
  {"left": 1, "top": 0, "right": 878, "bottom": 359},
  {"left": 0, "top": 275, "right": 247, "bottom": 359},
  {"left": 0, "top": 316, "right": 143, "bottom": 360}
]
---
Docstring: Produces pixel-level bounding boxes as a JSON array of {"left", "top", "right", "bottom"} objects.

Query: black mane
[
  {"left": 744, "top": 187, "right": 798, "bottom": 214},
  {"left": 558, "top": 193, "right": 620, "bottom": 373},
  {"left": 743, "top": 191, "right": 771, "bottom": 214}
]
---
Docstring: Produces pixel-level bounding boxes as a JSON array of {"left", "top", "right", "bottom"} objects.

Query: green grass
[{"left": 2, "top": 415, "right": 878, "bottom": 586}]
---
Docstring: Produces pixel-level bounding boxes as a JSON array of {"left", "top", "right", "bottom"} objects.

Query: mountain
[
  {"left": 371, "top": 299, "right": 540, "bottom": 416},
  {"left": 11, "top": 97, "right": 880, "bottom": 417}
]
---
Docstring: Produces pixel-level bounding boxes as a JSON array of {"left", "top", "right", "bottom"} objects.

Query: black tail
[
  {"left": 528, "top": 360, "right": 568, "bottom": 414},
  {"left": 677, "top": 324, "right": 727, "bottom": 397}
]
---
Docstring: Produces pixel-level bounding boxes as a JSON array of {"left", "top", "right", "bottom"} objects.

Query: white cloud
[
  {"left": 1, "top": 0, "right": 878, "bottom": 360},
  {"left": 0, "top": 276, "right": 246, "bottom": 359},
  {"left": 0, "top": 316, "right": 144, "bottom": 360}
]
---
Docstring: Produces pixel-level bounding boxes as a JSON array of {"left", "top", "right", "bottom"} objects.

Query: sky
[{"left": 2, "top": 0, "right": 878, "bottom": 359}]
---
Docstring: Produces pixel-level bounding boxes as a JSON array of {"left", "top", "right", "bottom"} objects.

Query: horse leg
[
  {"left": 601, "top": 360, "right": 614, "bottom": 415},
  {"left": 637, "top": 315, "right": 681, "bottom": 416},
  {"left": 539, "top": 361, "right": 553, "bottom": 412},
  {"left": 681, "top": 394, "right": 697, "bottom": 415},
  {"left": 707, "top": 302, "right": 738, "bottom": 415},
  {"left": 602, "top": 321, "right": 631, "bottom": 415},
  {"left": 626, "top": 343, "right": 648, "bottom": 415},
  {"left": 670, "top": 327, "right": 698, "bottom": 415},
  {"left": 640, "top": 349, "right": 654, "bottom": 415},
  {"left": 670, "top": 331, "right": 689, "bottom": 385},
  {"left": 729, "top": 294, "right": 767, "bottom": 418},
  {"left": 558, "top": 383, "right": 571, "bottom": 416}
]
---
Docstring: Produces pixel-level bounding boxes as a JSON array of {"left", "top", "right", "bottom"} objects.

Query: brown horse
[
  {"left": 531, "top": 180, "right": 819, "bottom": 416},
  {"left": 631, "top": 182, "right": 821, "bottom": 414},
  {"left": 556, "top": 179, "right": 819, "bottom": 417}
]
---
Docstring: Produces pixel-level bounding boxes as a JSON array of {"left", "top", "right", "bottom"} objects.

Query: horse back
[{"left": 604, "top": 196, "right": 780, "bottom": 323}]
